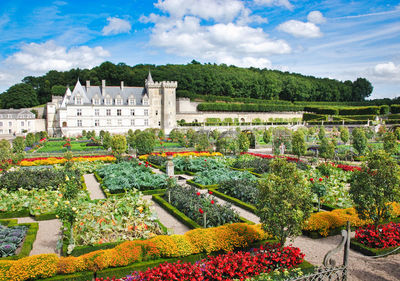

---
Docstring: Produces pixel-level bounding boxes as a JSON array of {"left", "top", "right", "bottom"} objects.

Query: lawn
[{"left": 35, "top": 140, "right": 105, "bottom": 153}]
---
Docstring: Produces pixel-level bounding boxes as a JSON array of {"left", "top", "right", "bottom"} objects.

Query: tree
[
  {"left": 157, "top": 129, "right": 165, "bottom": 139},
  {"left": 383, "top": 132, "right": 397, "bottom": 155},
  {"left": 395, "top": 127, "right": 400, "bottom": 141},
  {"left": 319, "top": 137, "right": 335, "bottom": 161},
  {"left": 292, "top": 130, "right": 307, "bottom": 159},
  {"left": 12, "top": 137, "right": 25, "bottom": 153},
  {"left": 0, "top": 139, "right": 12, "bottom": 171},
  {"left": 352, "top": 78, "right": 373, "bottom": 101},
  {"left": 134, "top": 131, "right": 156, "bottom": 155},
  {"left": 102, "top": 131, "right": 112, "bottom": 150},
  {"left": 111, "top": 135, "right": 127, "bottom": 158},
  {"left": 318, "top": 126, "right": 326, "bottom": 140},
  {"left": 192, "top": 132, "right": 210, "bottom": 151},
  {"left": 349, "top": 150, "right": 400, "bottom": 228},
  {"left": 256, "top": 158, "right": 313, "bottom": 245},
  {"left": 237, "top": 132, "right": 250, "bottom": 152},
  {"left": 0, "top": 83, "right": 39, "bottom": 109},
  {"left": 25, "top": 133, "right": 35, "bottom": 147},
  {"left": 310, "top": 177, "right": 327, "bottom": 212},
  {"left": 262, "top": 129, "right": 271, "bottom": 144},
  {"left": 339, "top": 126, "right": 349, "bottom": 144},
  {"left": 352, "top": 127, "right": 368, "bottom": 155}
]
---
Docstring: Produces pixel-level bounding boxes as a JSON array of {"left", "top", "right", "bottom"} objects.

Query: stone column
[{"left": 166, "top": 155, "right": 174, "bottom": 177}]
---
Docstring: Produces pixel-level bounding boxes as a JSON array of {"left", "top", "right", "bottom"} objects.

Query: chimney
[
  {"left": 86, "top": 80, "right": 90, "bottom": 89},
  {"left": 121, "top": 81, "right": 124, "bottom": 91},
  {"left": 102, "top": 80, "right": 106, "bottom": 96}
]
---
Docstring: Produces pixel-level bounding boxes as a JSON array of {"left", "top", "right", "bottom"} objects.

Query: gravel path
[
  {"left": 17, "top": 217, "right": 62, "bottom": 256},
  {"left": 290, "top": 234, "right": 400, "bottom": 281},
  {"left": 83, "top": 173, "right": 106, "bottom": 200},
  {"left": 143, "top": 195, "right": 190, "bottom": 235}
]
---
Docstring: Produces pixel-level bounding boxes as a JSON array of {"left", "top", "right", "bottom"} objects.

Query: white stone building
[
  {"left": 0, "top": 109, "right": 46, "bottom": 136},
  {"left": 46, "top": 72, "right": 177, "bottom": 137}
]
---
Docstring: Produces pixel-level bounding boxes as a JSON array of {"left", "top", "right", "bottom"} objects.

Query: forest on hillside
[{"left": 0, "top": 60, "right": 376, "bottom": 109}]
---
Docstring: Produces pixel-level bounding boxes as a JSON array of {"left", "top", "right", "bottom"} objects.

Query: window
[
  {"left": 144, "top": 109, "right": 148, "bottom": 116},
  {"left": 144, "top": 119, "right": 149, "bottom": 126},
  {"left": 131, "top": 119, "right": 135, "bottom": 126},
  {"left": 28, "top": 121, "right": 31, "bottom": 127},
  {"left": 21, "top": 121, "right": 24, "bottom": 126},
  {"left": 130, "top": 109, "right": 135, "bottom": 116},
  {"left": 117, "top": 109, "right": 122, "bottom": 116},
  {"left": 118, "top": 119, "right": 122, "bottom": 126},
  {"left": 105, "top": 98, "right": 112, "bottom": 105},
  {"left": 158, "top": 121, "right": 161, "bottom": 126},
  {"left": 106, "top": 109, "right": 111, "bottom": 116},
  {"left": 0, "top": 130, "right": 2, "bottom": 134},
  {"left": 95, "top": 109, "right": 100, "bottom": 116},
  {"left": 77, "top": 120, "right": 82, "bottom": 127},
  {"left": 155, "top": 110, "right": 158, "bottom": 116},
  {"left": 0, "top": 122, "right": 3, "bottom": 126},
  {"left": 76, "top": 97, "right": 82, "bottom": 105},
  {"left": 93, "top": 99, "right": 100, "bottom": 105},
  {"left": 116, "top": 99, "right": 122, "bottom": 105},
  {"left": 8, "top": 122, "right": 12, "bottom": 126},
  {"left": 107, "top": 119, "right": 111, "bottom": 126},
  {"left": 128, "top": 98, "right": 135, "bottom": 105},
  {"left": 77, "top": 109, "right": 82, "bottom": 116}
]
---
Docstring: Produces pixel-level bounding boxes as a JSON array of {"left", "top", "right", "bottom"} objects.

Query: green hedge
[
  {"left": 332, "top": 115, "right": 375, "bottom": 121},
  {"left": 0, "top": 222, "right": 39, "bottom": 260},
  {"left": 0, "top": 209, "right": 30, "bottom": 219},
  {"left": 208, "top": 188, "right": 257, "bottom": 214},
  {"left": 350, "top": 238, "right": 400, "bottom": 257},
  {"left": 186, "top": 180, "right": 218, "bottom": 190},
  {"left": 391, "top": 104, "right": 400, "bottom": 114},
  {"left": 303, "top": 113, "right": 327, "bottom": 121},
  {"left": 338, "top": 106, "right": 380, "bottom": 115},
  {"left": 387, "top": 114, "right": 400, "bottom": 120},
  {"left": 197, "top": 103, "right": 303, "bottom": 112},
  {"left": 304, "top": 106, "right": 338, "bottom": 115},
  {"left": 39, "top": 271, "right": 93, "bottom": 281}
]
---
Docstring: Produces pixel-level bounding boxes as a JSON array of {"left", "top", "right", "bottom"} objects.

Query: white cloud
[
  {"left": 278, "top": 20, "right": 322, "bottom": 38},
  {"left": 253, "top": 0, "right": 294, "bottom": 10},
  {"left": 307, "top": 11, "right": 326, "bottom": 24},
  {"left": 147, "top": 15, "right": 290, "bottom": 68},
  {"left": 5, "top": 40, "right": 110, "bottom": 72},
  {"left": 373, "top": 62, "right": 400, "bottom": 81},
  {"left": 154, "top": 0, "right": 245, "bottom": 22},
  {"left": 102, "top": 17, "right": 131, "bottom": 35}
]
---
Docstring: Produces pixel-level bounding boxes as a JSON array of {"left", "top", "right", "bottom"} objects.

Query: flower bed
[
  {"left": 163, "top": 185, "right": 241, "bottom": 228},
  {"left": 232, "top": 154, "right": 271, "bottom": 174},
  {"left": 99, "top": 243, "right": 305, "bottom": 281},
  {"left": 0, "top": 223, "right": 268, "bottom": 280},
  {"left": 303, "top": 203, "right": 400, "bottom": 237},
  {"left": 139, "top": 151, "right": 222, "bottom": 161},
  {"left": 193, "top": 168, "right": 257, "bottom": 186},
  {"left": 355, "top": 222, "right": 400, "bottom": 249},
  {"left": 96, "top": 161, "right": 168, "bottom": 194},
  {"left": 242, "top": 152, "right": 308, "bottom": 170},
  {"left": 63, "top": 191, "right": 163, "bottom": 254},
  {"left": 18, "top": 155, "right": 115, "bottom": 166},
  {"left": 0, "top": 225, "right": 27, "bottom": 258}
]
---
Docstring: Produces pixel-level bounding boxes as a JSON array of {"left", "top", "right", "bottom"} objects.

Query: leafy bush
[
  {"left": 0, "top": 169, "right": 81, "bottom": 192},
  {"left": 146, "top": 155, "right": 167, "bottom": 166},
  {"left": 390, "top": 104, "right": 400, "bottom": 114},
  {"left": 218, "top": 178, "right": 259, "bottom": 205},
  {"left": 165, "top": 184, "right": 240, "bottom": 227},
  {"left": 0, "top": 225, "right": 27, "bottom": 257},
  {"left": 97, "top": 161, "right": 169, "bottom": 193},
  {"left": 193, "top": 168, "right": 257, "bottom": 186},
  {"left": 173, "top": 156, "right": 226, "bottom": 172},
  {"left": 232, "top": 154, "right": 271, "bottom": 174}
]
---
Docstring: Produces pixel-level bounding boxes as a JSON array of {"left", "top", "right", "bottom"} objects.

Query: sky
[{"left": 0, "top": 0, "right": 399, "bottom": 99}]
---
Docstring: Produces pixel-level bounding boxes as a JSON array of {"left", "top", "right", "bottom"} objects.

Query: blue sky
[{"left": 0, "top": 0, "right": 399, "bottom": 99}]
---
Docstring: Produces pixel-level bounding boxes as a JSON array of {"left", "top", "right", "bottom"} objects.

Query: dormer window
[
  {"left": 105, "top": 97, "right": 112, "bottom": 105},
  {"left": 142, "top": 97, "right": 149, "bottom": 105},
  {"left": 75, "top": 96, "right": 82, "bottom": 105},
  {"left": 116, "top": 98, "right": 123, "bottom": 105},
  {"left": 93, "top": 98, "right": 100, "bottom": 105},
  {"left": 128, "top": 98, "right": 136, "bottom": 105}
]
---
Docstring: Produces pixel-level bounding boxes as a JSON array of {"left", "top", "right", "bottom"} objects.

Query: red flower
[
  {"left": 208, "top": 191, "right": 213, "bottom": 195},
  {"left": 211, "top": 200, "right": 215, "bottom": 204},
  {"left": 204, "top": 159, "right": 207, "bottom": 162},
  {"left": 199, "top": 208, "right": 204, "bottom": 214},
  {"left": 138, "top": 163, "right": 142, "bottom": 166},
  {"left": 319, "top": 177, "right": 323, "bottom": 182},
  {"left": 196, "top": 192, "right": 200, "bottom": 196},
  {"left": 310, "top": 178, "right": 314, "bottom": 182}
]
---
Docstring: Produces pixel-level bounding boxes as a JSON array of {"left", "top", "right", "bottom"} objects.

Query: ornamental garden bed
[
  {"left": 95, "top": 161, "right": 169, "bottom": 196},
  {"left": 34, "top": 140, "right": 105, "bottom": 153},
  {"left": 18, "top": 155, "right": 115, "bottom": 167},
  {"left": 350, "top": 222, "right": 400, "bottom": 256},
  {"left": 191, "top": 167, "right": 257, "bottom": 187},
  {"left": 0, "top": 223, "right": 273, "bottom": 280},
  {"left": 0, "top": 219, "right": 39, "bottom": 260}
]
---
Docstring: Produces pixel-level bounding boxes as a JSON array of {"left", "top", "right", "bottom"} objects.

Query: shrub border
[
  {"left": 208, "top": 188, "right": 257, "bottom": 214},
  {"left": 350, "top": 238, "right": 400, "bottom": 257},
  {"left": 186, "top": 179, "right": 218, "bottom": 190},
  {"left": 0, "top": 220, "right": 39, "bottom": 260}
]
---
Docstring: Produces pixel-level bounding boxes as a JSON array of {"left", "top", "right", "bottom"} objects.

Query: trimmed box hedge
[
  {"left": 186, "top": 179, "right": 219, "bottom": 190},
  {"left": 39, "top": 271, "right": 93, "bottom": 281},
  {"left": 0, "top": 221, "right": 39, "bottom": 260},
  {"left": 350, "top": 238, "right": 400, "bottom": 257}
]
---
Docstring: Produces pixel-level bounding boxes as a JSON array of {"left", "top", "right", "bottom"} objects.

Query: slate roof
[{"left": 0, "top": 109, "right": 35, "bottom": 119}]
